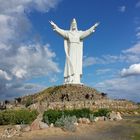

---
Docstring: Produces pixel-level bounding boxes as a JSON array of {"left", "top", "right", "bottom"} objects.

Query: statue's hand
[
  {"left": 92, "top": 22, "right": 100, "bottom": 31},
  {"left": 49, "top": 21, "right": 57, "bottom": 30},
  {"left": 94, "top": 22, "right": 100, "bottom": 28}
]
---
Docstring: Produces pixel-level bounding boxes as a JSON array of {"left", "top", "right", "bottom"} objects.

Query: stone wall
[{"left": 28, "top": 99, "right": 138, "bottom": 112}]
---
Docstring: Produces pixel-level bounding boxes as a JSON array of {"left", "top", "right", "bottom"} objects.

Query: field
[{"left": 1, "top": 116, "right": 140, "bottom": 140}]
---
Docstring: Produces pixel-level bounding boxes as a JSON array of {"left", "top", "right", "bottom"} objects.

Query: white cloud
[
  {"left": 136, "top": 32, "right": 140, "bottom": 39},
  {"left": 0, "top": 69, "right": 11, "bottom": 80},
  {"left": 12, "top": 67, "right": 27, "bottom": 79},
  {"left": 0, "top": 43, "right": 60, "bottom": 80},
  {"left": 0, "top": 0, "right": 61, "bottom": 99},
  {"left": 95, "top": 76, "right": 140, "bottom": 102},
  {"left": 121, "top": 41, "right": 140, "bottom": 63},
  {"left": 0, "top": 0, "right": 60, "bottom": 14},
  {"left": 96, "top": 69, "right": 111, "bottom": 75},
  {"left": 121, "top": 54, "right": 140, "bottom": 63},
  {"left": 123, "top": 42, "right": 140, "bottom": 54},
  {"left": 136, "top": 26, "right": 140, "bottom": 31},
  {"left": 0, "top": 14, "right": 31, "bottom": 45},
  {"left": 118, "top": 6, "right": 126, "bottom": 12},
  {"left": 0, "top": 0, "right": 60, "bottom": 45},
  {"left": 2, "top": 82, "right": 46, "bottom": 99},
  {"left": 121, "top": 63, "right": 140, "bottom": 77},
  {"left": 84, "top": 41, "right": 140, "bottom": 68},
  {"left": 88, "top": 25, "right": 140, "bottom": 102},
  {"left": 49, "top": 75, "right": 58, "bottom": 83},
  {"left": 83, "top": 55, "right": 120, "bottom": 67},
  {"left": 102, "top": 55, "right": 119, "bottom": 63},
  {"left": 0, "top": 15, "right": 15, "bottom": 43},
  {"left": 83, "top": 57, "right": 97, "bottom": 67}
]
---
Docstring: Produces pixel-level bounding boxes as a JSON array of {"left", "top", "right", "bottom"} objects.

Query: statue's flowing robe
[
  {"left": 64, "top": 31, "right": 83, "bottom": 79},
  {"left": 54, "top": 26, "right": 94, "bottom": 84}
]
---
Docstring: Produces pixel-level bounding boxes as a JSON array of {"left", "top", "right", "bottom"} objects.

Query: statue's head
[{"left": 70, "top": 18, "right": 78, "bottom": 31}]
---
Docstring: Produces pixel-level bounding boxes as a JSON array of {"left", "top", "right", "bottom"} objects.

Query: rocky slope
[
  {"left": 19, "top": 84, "right": 139, "bottom": 112},
  {"left": 21, "top": 84, "right": 104, "bottom": 103}
]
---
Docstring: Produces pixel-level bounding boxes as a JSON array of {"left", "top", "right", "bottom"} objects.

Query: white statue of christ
[{"left": 50, "top": 18, "right": 99, "bottom": 84}]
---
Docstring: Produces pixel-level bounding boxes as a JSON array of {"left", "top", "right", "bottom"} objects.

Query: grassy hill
[{"left": 21, "top": 84, "right": 104, "bottom": 104}]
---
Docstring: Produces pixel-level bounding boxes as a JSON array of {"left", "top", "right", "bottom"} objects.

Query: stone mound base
[{"left": 22, "top": 84, "right": 104, "bottom": 103}]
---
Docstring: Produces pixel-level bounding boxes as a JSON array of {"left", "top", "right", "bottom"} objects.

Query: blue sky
[{"left": 0, "top": 0, "right": 140, "bottom": 102}]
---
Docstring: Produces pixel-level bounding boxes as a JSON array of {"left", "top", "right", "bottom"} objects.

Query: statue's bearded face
[
  {"left": 70, "top": 18, "right": 78, "bottom": 31},
  {"left": 72, "top": 24, "right": 77, "bottom": 30}
]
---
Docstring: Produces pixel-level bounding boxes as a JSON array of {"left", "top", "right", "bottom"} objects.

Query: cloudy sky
[{"left": 0, "top": 0, "right": 140, "bottom": 102}]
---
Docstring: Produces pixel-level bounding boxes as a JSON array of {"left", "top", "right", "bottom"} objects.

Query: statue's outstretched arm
[
  {"left": 49, "top": 21, "right": 67, "bottom": 38},
  {"left": 80, "top": 22, "right": 99, "bottom": 40}
]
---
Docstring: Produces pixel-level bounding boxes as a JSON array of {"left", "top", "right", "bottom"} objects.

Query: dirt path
[{"left": 1, "top": 117, "right": 140, "bottom": 140}]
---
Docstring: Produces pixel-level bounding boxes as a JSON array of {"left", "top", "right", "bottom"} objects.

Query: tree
[
  {"left": 15, "top": 97, "right": 22, "bottom": 103},
  {"left": 101, "top": 92, "right": 107, "bottom": 98}
]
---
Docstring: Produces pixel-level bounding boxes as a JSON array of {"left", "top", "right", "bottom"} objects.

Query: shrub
[
  {"left": 25, "top": 97, "right": 33, "bottom": 107},
  {"left": 43, "top": 109, "right": 63, "bottom": 124},
  {"left": 63, "top": 108, "right": 92, "bottom": 118},
  {"left": 89, "top": 114, "right": 96, "bottom": 122},
  {"left": 43, "top": 108, "right": 92, "bottom": 124},
  {"left": 43, "top": 114, "right": 49, "bottom": 124},
  {"left": 43, "top": 108, "right": 110, "bottom": 125},
  {"left": 0, "top": 109, "right": 38, "bottom": 125},
  {"left": 94, "top": 108, "right": 110, "bottom": 117},
  {"left": 55, "top": 115, "right": 77, "bottom": 132},
  {"left": 55, "top": 115, "right": 65, "bottom": 127},
  {"left": 15, "top": 97, "right": 22, "bottom": 103},
  {"left": 137, "top": 102, "right": 140, "bottom": 105}
]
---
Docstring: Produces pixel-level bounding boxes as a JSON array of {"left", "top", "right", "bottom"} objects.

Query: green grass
[
  {"left": 133, "top": 133, "right": 140, "bottom": 140},
  {"left": 0, "top": 109, "right": 38, "bottom": 125}
]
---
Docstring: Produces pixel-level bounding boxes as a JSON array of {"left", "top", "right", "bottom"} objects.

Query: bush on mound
[
  {"left": 94, "top": 108, "right": 110, "bottom": 117},
  {"left": 0, "top": 109, "right": 38, "bottom": 125},
  {"left": 55, "top": 115, "right": 77, "bottom": 132},
  {"left": 43, "top": 108, "right": 110, "bottom": 125}
]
